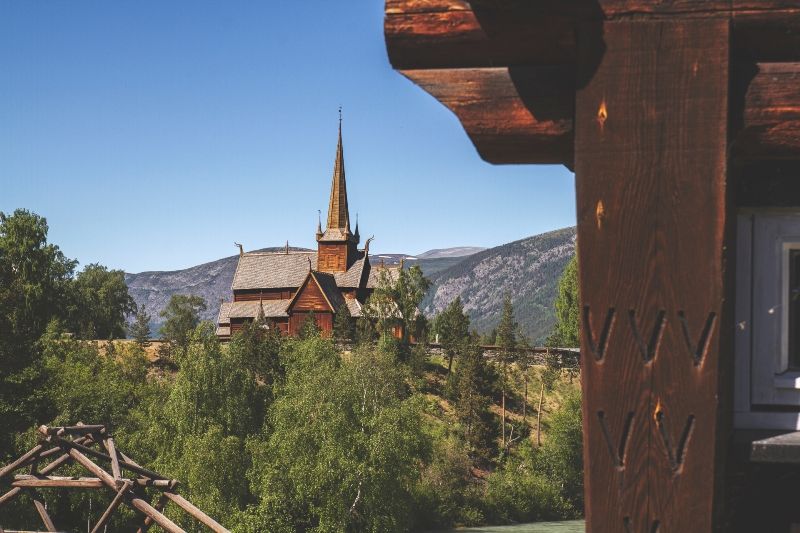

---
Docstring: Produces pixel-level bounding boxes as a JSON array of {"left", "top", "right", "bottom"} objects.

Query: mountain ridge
[{"left": 125, "top": 236, "right": 575, "bottom": 342}]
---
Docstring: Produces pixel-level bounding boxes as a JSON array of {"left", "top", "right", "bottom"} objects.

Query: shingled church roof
[{"left": 231, "top": 250, "right": 373, "bottom": 291}]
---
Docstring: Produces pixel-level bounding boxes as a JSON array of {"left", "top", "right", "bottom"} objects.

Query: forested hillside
[{"left": 423, "top": 227, "right": 577, "bottom": 343}]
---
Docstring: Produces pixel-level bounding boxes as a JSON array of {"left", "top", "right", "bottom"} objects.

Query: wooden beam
[
  {"left": 397, "top": 62, "right": 800, "bottom": 164},
  {"left": 401, "top": 66, "right": 574, "bottom": 165},
  {"left": 0, "top": 443, "right": 82, "bottom": 507},
  {"left": 54, "top": 437, "right": 168, "bottom": 481},
  {"left": 40, "top": 425, "right": 105, "bottom": 437},
  {"left": 136, "top": 494, "right": 169, "bottom": 533},
  {"left": 575, "top": 19, "right": 730, "bottom": 531},
  {"left": 90, "top": 481, "right": 132, "bottom": 533},
  {"left": 30, "top": 491, "right": 57, "bottom": 532},
  {"left": 104, "top": 437, "right": 122, "bottom": 482},
  {"left": 0, "top": 446, "right": 44, "bottom": 480},
  {"left": 385, "top": 0, "right": 576, "bottom": 69},
  {"left": 64, "top": 447, "right": 185, "bottom": 533},
  {"left": 736, "top": 62, "right": 800, "bottom": 158},
  {"left": 12, "top": 476, "right": 104, "bottom": 489},
  {"left": 385, "top": 1, "right": 800, "bottom": 71},
  {"left": 164, "top": 493, "right": 230, "bottom": 533}
]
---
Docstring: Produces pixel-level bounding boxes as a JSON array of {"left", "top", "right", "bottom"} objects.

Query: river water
[{"left": 440, "top": 520, "right": 585, "bottom": 532}]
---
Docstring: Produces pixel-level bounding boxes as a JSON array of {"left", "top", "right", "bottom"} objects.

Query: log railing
[{"left": 0, "top": 424, "right": 229, "bottom": 533}]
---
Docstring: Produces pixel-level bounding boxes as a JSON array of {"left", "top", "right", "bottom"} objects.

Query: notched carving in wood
[
  {"left": 628, "top": 309, "right": 666, "bottom": 363},
  {"left": 623, "top": 517, "right": 661, "bottom": 533},
  {"left": 597, "top": 410, "right": 634, "bottom": 470},
  {"left": 678, "top": 310, "right": 717, "bottom": 366},
  {"left": 584, "top": 306, "right": 615, "bottom": 361},
  {"left": 655, "top": 410, "right": 695, "bottom": 473}
]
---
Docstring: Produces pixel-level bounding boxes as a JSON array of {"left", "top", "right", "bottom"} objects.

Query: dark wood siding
[
  {"left": 234, "top": 289, "right": 293, "bottom": 302},
  {"left": 292, "top": 277, "right": 332, "bottom": 312},
  {"left": 318, "top": 243, "right": 348, "bottom": 272},
  {"left": 289, "top": 312, "right": 333, "bottom": 337}
]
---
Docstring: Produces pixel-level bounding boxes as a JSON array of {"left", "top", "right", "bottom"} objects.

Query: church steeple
[
  {"left": 326, "top": 110, "right": 351, "bottom": 235},
  {"left": 317, "top": 110, "right": 360, "bottom": 273}
]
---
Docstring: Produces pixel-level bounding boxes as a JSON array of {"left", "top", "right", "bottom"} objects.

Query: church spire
[{"left": 325, "top": 108, "right": 351, "bottom": 235}]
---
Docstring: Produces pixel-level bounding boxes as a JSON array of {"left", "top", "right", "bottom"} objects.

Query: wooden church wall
[
  {"left": 289, "top": 312, "right": 333, "bottom": 337},
  {"left": 292, "top": 278, "right": 332, "bottom": 313}
]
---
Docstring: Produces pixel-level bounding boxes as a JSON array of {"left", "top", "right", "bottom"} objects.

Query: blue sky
[{"left": 1, "top": 1, "right": 575, "bottom": 273}]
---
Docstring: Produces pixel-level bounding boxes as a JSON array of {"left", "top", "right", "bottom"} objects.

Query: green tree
[
  {"left": 434, "top": 297, "right": 470, "bottom": 375},
  {"left": 67, "top": 263, "right": 135, "bottom": 339},
  {"left": 130, "top": 304, "right": 152, "bottom": 347},
  {"left": 299, "top": 312, "right": 321, "bottom": 339},
  {"left": 547, "top": 254, "right": 580, "bottom": 348},
  {"left": 333, "top": 303, "right": 355, "bottom": 342},
  {"left": 159, "top": 294, "right": 207, "bottom": 351},
  {"left": 230, "top": 316, "right": 284, "bottom": 398},
  {"left": 496, "top": 295, "right": 518, "bottom": 451},
  {"left": 363, "top": 268, "right": 399, "bottom": 341},
  {"left": 453, "top": 341, "right": 497, "bottom": 462},
  {"left": 246, "top": 340, "right": 429, "bottom": 532},
  {"left": 130, "top": 324, "right": 266, "bottom": 529},
  {"left": 364, "top": 265, "right": 431, "bottom": 346},
  {"left": 395, "top": 265, "right": 431, "bottom": 344},
  {"left": 533, "top": 388, "right": 584, "bottom": 512},
  {"left": 0, "top": 209, "right": 77, "bottom": 456}
]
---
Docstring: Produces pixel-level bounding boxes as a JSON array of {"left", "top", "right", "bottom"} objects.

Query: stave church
[{"left": 216, "top": 120, "right": 391, "bottom": 339}]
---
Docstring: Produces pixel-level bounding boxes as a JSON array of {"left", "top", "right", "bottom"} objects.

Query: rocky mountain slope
[
  {"left": 125, "top": 247, "right": 308, "bottom": 332},
  {"left": 421, "top": 227, "right": 576, "bottom": 343},
  {"left": 125, "top": 246, "right": 485, "bottom": 334},
  {"left": 126, "top": 234, "right": 575, "bottom": 343}
]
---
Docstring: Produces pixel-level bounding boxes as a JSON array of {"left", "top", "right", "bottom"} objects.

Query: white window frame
[{"left": 735, "top": 211, "right": 800, "bottom": 430}]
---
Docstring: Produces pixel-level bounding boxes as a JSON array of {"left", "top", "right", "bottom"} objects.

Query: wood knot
[
  {"left": 595, "top": 200, "right": 605, "bottom": 229},
  {"left": 597, "top": 100, "right": 608, "bottom": 130}
]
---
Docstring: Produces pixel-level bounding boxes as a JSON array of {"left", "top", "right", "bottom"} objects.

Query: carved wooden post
[{"left": 575, "top": 20, "right": 731, "bottom": 532}]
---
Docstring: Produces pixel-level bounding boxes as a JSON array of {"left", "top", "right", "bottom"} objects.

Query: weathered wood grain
[
  {"left": 12, "top": 475, "right": 105, "bottom": 489},
  {"left": 164, "top": 493, "right": 229, "bottom": 533},
  {"left": 399, "top": 62, "right": 800, "bottom": 165},
  {"left": 575, "top": 19, "right": 730, "bottom": 532},
  {"left": 386, "top": 7, "right": 575, "bottom": 69},
  {"left": 401, "top": 66, "right": 574, "bottom": 165},
  {"left": 736, "top": 62, "right": 800, "bottom": 158},
  {"left": 385, "top": 0, "right": 800, "bottom": 71}
]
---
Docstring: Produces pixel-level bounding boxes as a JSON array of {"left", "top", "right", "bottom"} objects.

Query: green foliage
[
  {"left": 159, "top": 294, "right": 207, "bottom": 350},
  {"left": 0, "top": 210, "right": 77, "bottom": 455},
  {"left": 485, "top": 388, "right": 583, "bottom": 523},
  {"left": 0, "top": 210, "right": 585, "bottom": 531},
  {"left": 548, "top": 254, "right": 580, "bottom": 348},
  {"left": 533, "top": 388, "right": 584, "bottom": 511},
  {"left": 364, "top": 265, "right": 430, "bottom": 345},
  {"left": 245, "top": 340, "right": 429, "bottom": 532},
  {"left": 299, "top": 311, "right": 321, "bottom": 339},
  {"left": 395, "top": 265, "right": 431, "bottom": 343},
  {"left": 42, "top": 332, "right": 151, "bottom": 430},
  {"left": 496, "top": 295, "right": 518, "bottom": 362},
  {"left": 433, "top": 296, "right": 470, "bottom": 374},
  {"left": 452, "top": 341, "right": 497, "bottom": 462},
  {"left": 229, "top": 318, "right": 284, "bottom": 395},
  {"left": 333, "top": 303, "right": 355, "bottom": 342},
  {"left": 486, "top": 443, "right": 573, "bottom": 524},
  {"left": 412, "top": 434, "right": 485, "bottom": 529},
  {"left": 67, "top": 263, "right": 135, "bottom": 339},
  {"left": 130, "top": 303, "right": 152, "bottom": 346}
]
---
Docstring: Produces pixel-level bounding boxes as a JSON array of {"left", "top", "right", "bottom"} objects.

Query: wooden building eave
[{"left": 386, "top": 0, "right": 800, "bottom": 166}]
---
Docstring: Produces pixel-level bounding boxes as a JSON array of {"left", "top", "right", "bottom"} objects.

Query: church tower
[{"left": 317, "top": 114, "right": 359, "bottom": 272}]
